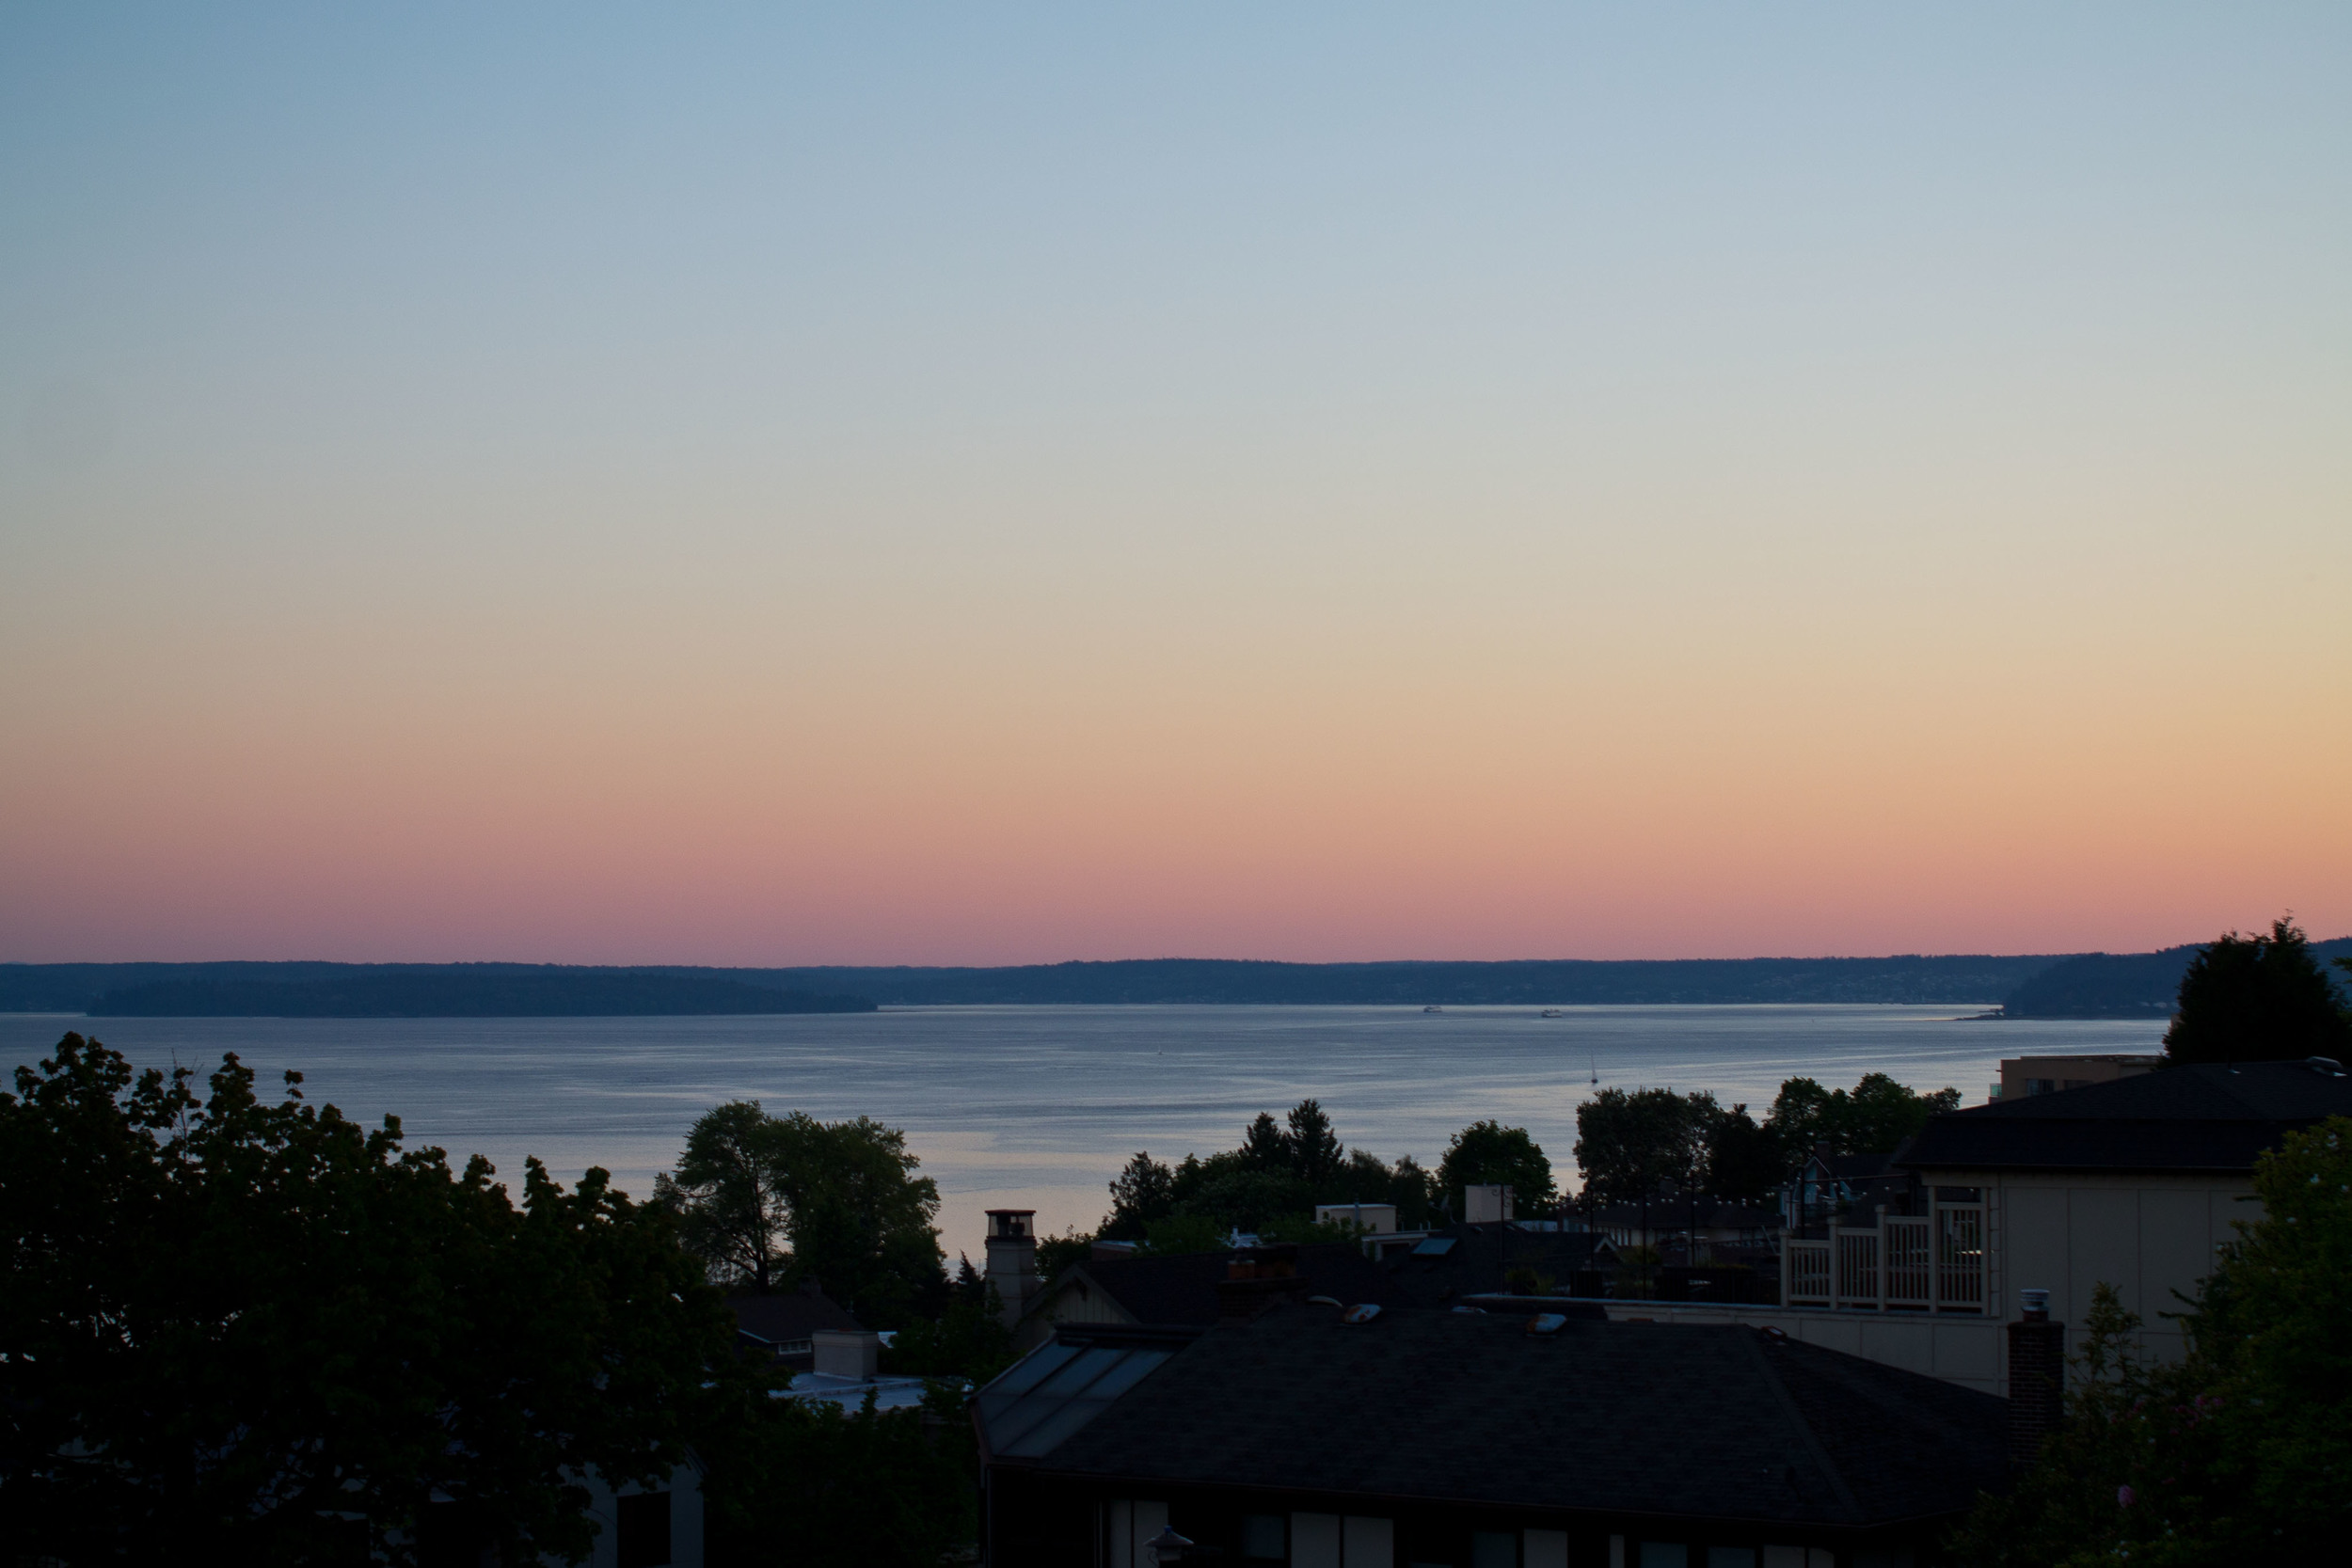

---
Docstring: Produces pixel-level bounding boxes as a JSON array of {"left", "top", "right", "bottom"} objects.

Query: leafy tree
[
  {"left": 2162, "top": 916, "right": 2352, "bottom": 1066},
  {"left": 1438, "top": 1119, "right": 1559, "bottom": 1212},
  {"left": 705, "top": 1387, "right": 977, "bottom": 1568},
  {"left": 880, "top": 1258, "right": 1013, "bottom": 1386},
  {"left": 1101, "top": 1150, "right": 1177, "bottom": 1240},
  {"left": 1033, "top": 1227, "right": 1093, "bottom": 1282},
  {"left": 1573, "top": 1088, "right": 1709, "bottom": 1207},
  {"left": 771, "top": 1113, "right": 945, "bottom": 1326},
  {"left": 1766, "top": 1072, "right": 1958, "bottom": 1162},
  {"left": 658, "top": 1103, "right": 945, "bottom": 1326},
  {"left": 0, "top": 1034, "right": 739, "bottom": 1566},
  {"left": 1140, "top": 1212, "right": 1232, "bottom": 1255},
  {"left": 1701, "top": 1103, "right": 1785, "bottom": 1206},
  {"left": 1949, "top": 1117, "right": 2352, "bottom": 1566},
  {"left": 653, "top": 1098, "right": 792, "bottom": 1291}
]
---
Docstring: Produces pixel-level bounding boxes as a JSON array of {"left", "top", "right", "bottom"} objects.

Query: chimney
[
  {"left": 2007, "top": 1289, "right": 2066, "bottom": 1465},
  {"left": 1464, "top": 1184, "right": 1515, "bottom": 1225},
  {"left": 984, "top": 1209, "right": 1041, "bottom": 1329},
  {"left": 812, "top": 1329, "right": 881, "bottom": 1381}
]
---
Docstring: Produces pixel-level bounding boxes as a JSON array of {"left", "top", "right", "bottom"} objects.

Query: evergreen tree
[{"left": 2162, "top": 916, "right": 2352, "bottom": 1065}]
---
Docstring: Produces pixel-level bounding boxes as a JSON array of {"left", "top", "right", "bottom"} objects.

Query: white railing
[{"left": 1783, "top": 1204, "right": 1985, "bottom": 1313}]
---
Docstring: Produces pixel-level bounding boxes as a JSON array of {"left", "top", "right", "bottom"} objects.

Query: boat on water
[
  {"left": 1422, "top": 1005, "right": 1443, "bottom": 1013},
  {"left": 1540, "top": 1008, "right": 1565, "bottom": 1019}
]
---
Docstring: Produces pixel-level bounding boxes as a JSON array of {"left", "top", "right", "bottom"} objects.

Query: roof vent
[
  {"left": 2305, "top": 1056, "right": 2346, "bottom": 1077},
  {"left": 1342, "top": 1303, "right": 1382, "bottom": 1324},
  {"left": 1525, "top": 1313, "right": 1566, "bottom": 1335}
]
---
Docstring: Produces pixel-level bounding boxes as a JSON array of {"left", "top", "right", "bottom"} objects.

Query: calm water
[{"left": 5, "top": 1006, "right": 2166, "bottom": 1248}]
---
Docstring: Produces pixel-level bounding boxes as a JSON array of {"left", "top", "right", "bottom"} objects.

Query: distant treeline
[
  {"left": 10, "top": 942, "right": 2343, "bottom": 1018},
  {"left": 6, "top": 954, "right": 2052, "bottom": 1014},
  {"left": 83, "top": 973, "right": 876, "bottom": 1019},
  {"left": 1997, "top": 939, "right": 2352, "bottom": 1020}
]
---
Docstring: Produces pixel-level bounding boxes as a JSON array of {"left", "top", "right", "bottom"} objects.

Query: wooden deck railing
[{"left": 1783, "top": 1202, "right": 1985, "bottom": 1313}]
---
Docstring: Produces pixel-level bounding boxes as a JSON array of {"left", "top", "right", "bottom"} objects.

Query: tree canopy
[
  {"left": 1097, "top": 1100, "right": 1444, "bottom": 1246},
  {"left": 655, "top": 1101, "right": 945, "bottom": 1325},
  {"left": 2160, "top": 916, "right": 2352, "bottom": 1066},
  {"left": 1436, "top": 1119, "right": 1559, "bottom": 1212},
  {"left": 0, "top": 1033, "right": 735, "bottom": 1566},
  {"left": 1765, "top": 1072, "right": 1960, "bottom": 1160}
]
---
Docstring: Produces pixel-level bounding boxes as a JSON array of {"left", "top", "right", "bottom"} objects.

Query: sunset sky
[{"left": 5, "top": 4, "right": 2348, "bottom": 965}]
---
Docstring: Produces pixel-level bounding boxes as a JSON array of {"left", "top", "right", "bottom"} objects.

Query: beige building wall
[{"left": 1631, "top": 1168, "right": 2258, "bottom": 1397}]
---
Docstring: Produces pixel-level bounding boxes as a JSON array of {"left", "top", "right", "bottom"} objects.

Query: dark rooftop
[
  {"left": 1380, "top": 1223, "right": 1616, "bottom": 1307},
  {"left": 728, "top": 1282, "right": 864, "bottom": 1347},
  {"left": 980, "top": 1304, "right": 2008, "bottom": 1529},
  {"left": 1050, "top": 1243, "right": 1406, "bottom": 1327},
  {"left": 1898, "top": 1058, "right": 2352, "bottom": 1174}
]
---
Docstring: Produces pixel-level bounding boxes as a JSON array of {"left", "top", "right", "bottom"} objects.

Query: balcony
[{"left": 1782, "top": 1201, "right": 1986, "bottom": 1313}]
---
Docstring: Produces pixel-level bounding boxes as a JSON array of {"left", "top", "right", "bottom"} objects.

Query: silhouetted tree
[
  {"left": 1239, "top": 1110, "right": 1291, "bottom": 1173},
  {"left": 1101, "top": 1150, "right": 1177, "bottom": 1239},
  {"left": 658, "top": 1102, "right": 944, "bottom": 1326},
  {"left": 1, "top": 1034, "right": 737, "bottom": 1565},
  {"left": 1765, "top": 1072, "right": 1958, "bottom": 1162},
  {"left": 1438, "top": 1119, "right": 1558, "bottom": 1212},
  {"left": 1701, "top": 1102, "right": 1785, "bottom": 1206},
  {"left": 1285, "top": 1098, "right": 1344, "bottom": 1187},
  {"left": 2162, "top": 916, "right": 2352, "bottom": 1066},
  {"left": 655, "top": 1098, "right": 791, "bottom": 1291},
  {"left": 1574, "top": 1087, "right": 1708, "bottom": 1208}
]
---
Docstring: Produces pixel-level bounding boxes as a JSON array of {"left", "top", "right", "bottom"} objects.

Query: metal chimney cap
[{"left": 2019, "top": 1288, "right": 2051, "bottom": 1321}]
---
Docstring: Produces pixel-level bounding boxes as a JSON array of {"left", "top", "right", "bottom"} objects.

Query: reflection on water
[{"left": 3, "top": 1005, "right": 2166, "bottom": 1242}]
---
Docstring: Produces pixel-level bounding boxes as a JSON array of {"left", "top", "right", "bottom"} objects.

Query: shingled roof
[
  {"left": 1898, "top": 1058, "right": 2352, "bottom": 1174},
  {"left": 980, "top": 1305, "right": 2008, "bottom": 1530}
]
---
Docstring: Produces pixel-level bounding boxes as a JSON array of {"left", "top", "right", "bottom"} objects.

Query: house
[
  {"left": 1990, "top": 1054, "right": 2160, "bottom": 1103},
  {"left": 976, "top": 1303, "right": 2010, "bottom": 1568},
  {"left": 1015, "top": 1242, "right": 1406, "bottom": 1350},
  {"left": 726, "top": 1280, "right": 865, "bottom": 1370},
  {"left": 1606, "top": 1057, "right": 2352, "bottom": 1396}
]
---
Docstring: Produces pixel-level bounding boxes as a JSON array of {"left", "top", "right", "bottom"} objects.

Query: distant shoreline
[{"left": 8, "top": 942, "right": 2339, "bottom": 1019}]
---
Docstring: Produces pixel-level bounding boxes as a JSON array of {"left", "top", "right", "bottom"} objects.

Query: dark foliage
[
  {"left": 1572, "top": 1087, "right": 1711, "bottom": 1207},
  {"left": 2161, "top": 917, "right": 2352, "bottom": 1066},
  {"left": 703, "top": 1386, "right": 977, "bottom": 1568},
  {"left": 1766, "top": 1072, "right": 1960, "bottom": 1162},
  {"left": 0, "top": 1033, "right": 737, "bottom": 1565},
  {"left": 655, "top": 1102, "right": 946, "bottom": 1327},
  {"left": 1701, "top": 1103, "right": 1786, "bottom": 1205},
  {"left": 1436, "top": 1119, "right": 1559, "bottom": 1211}
]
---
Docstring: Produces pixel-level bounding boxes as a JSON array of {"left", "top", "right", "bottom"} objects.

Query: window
[
  {"left": 616, "top": 1491, "right": 671, "bottom": 1568},
  {"left": 1242, "top": 1515, "right": 1286, "bottom": 1561},
  {"left": 1524, "top": 1531, "right": 1568, "bottom": 1568},
  {"left": 1639, "top": 1544, "right": 1687, "bottom": 1568}
]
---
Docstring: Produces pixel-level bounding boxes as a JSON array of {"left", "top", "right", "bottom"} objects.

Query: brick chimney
[
  {"left": 2007, "top": 1288, "right": 2066, "bottom": 1466},
  {"left": 984, "top": 1209, "right": 1041, "bottom": 1329}
]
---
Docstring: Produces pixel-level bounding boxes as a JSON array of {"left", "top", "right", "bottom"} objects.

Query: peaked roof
[
  {"left": 1898, "top": 1058, "right": 2352, "bottom": 1174},
  {"left": 727, "top": 1283, "right": 864, "bottom": 1345},
  {"left": 981, "top": 1305, "right": 2007, "bottom": 1529}
]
